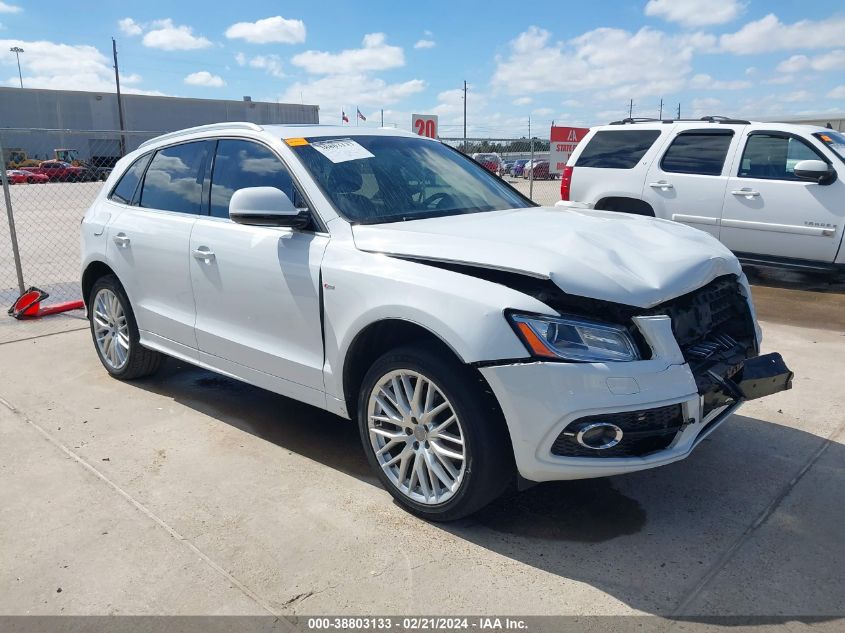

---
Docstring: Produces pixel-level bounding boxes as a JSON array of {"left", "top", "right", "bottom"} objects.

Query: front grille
[
  {"left": 647, "top": 276, "right": 755, "bottom": 361},
  {"left": 551, "top": 404, "right": 685, "bottom": 458}
]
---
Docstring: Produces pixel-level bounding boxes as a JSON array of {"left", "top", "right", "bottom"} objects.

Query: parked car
[
  {"left": 503, "top": 160, "right": 515, "bottom": 175},
  {"left": 524, "top": 160, "right": 555, "bottom": 180},
  {"left": 81, "top": 122, "right": 792, "bottom": 521},
  {"left": 5, "top": 169, "right": 49, "bottom": 184},
  {"left": 511, "top": 158, "right": 528, "bottom": 177},
  {"left": 565, "top": 117, "right": 845, "bottom": 273},
  {"left": 21, "top": 160, "right": 89, "bottom": 182},
  {"left": 471, "top": 152, "right": 504, "bottom": 175}
]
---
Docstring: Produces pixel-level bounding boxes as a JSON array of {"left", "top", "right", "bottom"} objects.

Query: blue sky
[{"left": 1, "top": 0, "right": 844, "bottom": 136}]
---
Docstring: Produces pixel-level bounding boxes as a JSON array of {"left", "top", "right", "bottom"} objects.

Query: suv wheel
[
  {"left": 89, "top": 275, "right": 162, "bottom": 380},
  {"left": 357, "top": 345, "right": 512, "bottom": 521}
]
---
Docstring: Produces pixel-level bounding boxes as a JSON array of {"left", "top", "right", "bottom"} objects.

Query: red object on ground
[{"left": 7, "top": 287, "right": 84, "bottom": 319}]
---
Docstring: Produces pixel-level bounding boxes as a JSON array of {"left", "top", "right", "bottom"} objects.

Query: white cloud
[
  {"left": 184, "top": 71, "right": 225, "bottom": 87},
  {"left": 691, "top": 97, "right": 723, "bottom": 118},
  {"left": 292, "top": 33, "right": 404, "bottom": 74},
  {"left": 248, "top": 54, "right": 284, "bottom": 78},
  {"left": 645, "top": 0, "right": 744, "bottom": 27},
  {"left": 513, "top": 96, "right": 532, "bottom": 106},
  {"left": 414, "top": 39, "right": 435, "bottom": 49},
  {"left": 690, "top": 73, "right": 751, "bottom": 90},
  {"left": 142, "top": 19, "right": 211, "bottom": 51},
  {"left": 492, "top": 26, "right": 701, "bottom": 99},
  {"left": 776, "top": 50, "right": 845, "bottom": 73},
  {"left": 828, "top": 86, "right": 845, "bottom": 99},
  {"left": 782, "top": 90, "right": 813, "bottom": 103},
  {"left": 720, "top": 14, "right": 845, "bottom": 54},
  {"left": 118, "top": 17, "right": 142, "bottom": 36},
  {"left": 0, "top": 2, "right": 22, "bottom": 14},
  {"left": 281, "top": 73, "right": 424, "bottom": 112},
  {"left": 235, "top": 52, "right": 246, "bottom": 66},
  {"left": 532, "top": 107, "right": 554, "bottom": 117},
  {"left": 225, "top": 15, "right": 305, "bottom": 44},
  {"left": 0, "top": 38, "right": 161, "bottom": 93}
]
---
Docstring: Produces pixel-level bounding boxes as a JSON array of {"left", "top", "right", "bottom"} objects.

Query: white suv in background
[
  {"left": 81, "top": 123, "right": 792, "bottom": 521},
  {"left": 563, "top": 117, "right": 845, "bottom": 273}
]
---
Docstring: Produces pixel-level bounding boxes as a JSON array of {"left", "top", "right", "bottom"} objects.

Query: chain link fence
[
  {"left": 1, "top": 129, "right": 163, "bottom": 309},
  {"left": 441, "top": 137, "right": 561, "bottom": 207}
]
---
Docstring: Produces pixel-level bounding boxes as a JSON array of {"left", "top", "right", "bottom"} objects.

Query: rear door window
[
  {"left": 139, "top": 141, "right": 212, "bottom": 214},
  {"left": 575, "top": 130, "right": 662, "bottom": 169},
  {"left": 660, "top": 130, "right": 734, "bottom": 176},
  {"left": 738, "top": 134, "right": 825, "bottom": 180},
  {"left": 109, "top": 153, "right": 151, "bottom": 204},
  {"left": 209, "top": 139, "right": 304, "bottom": 218}
]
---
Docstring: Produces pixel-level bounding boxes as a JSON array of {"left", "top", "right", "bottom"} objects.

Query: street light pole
[{"left": 10, "top": 46, "right": 24, "bottom": 89}]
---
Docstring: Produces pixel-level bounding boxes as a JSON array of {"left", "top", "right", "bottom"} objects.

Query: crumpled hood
[{"left": 351, "top": 206, "right": 742, "bottom": 308}]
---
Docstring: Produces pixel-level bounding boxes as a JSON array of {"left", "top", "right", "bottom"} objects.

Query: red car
[
  {"left": 21, "top": 161, "right": 88, "bottom": 182},
  {"left": 5, "top": 169, "right": 49, "bottom": 184},
  {"left": 524, "top": 160, "right": 555, "bottom": 180},
  {"left": 471, "top": 153, "right": 504, "bottom": 175}
]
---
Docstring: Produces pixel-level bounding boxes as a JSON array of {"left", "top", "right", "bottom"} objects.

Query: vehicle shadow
[{"left": 136, "top": 359, "right": 844, "bottom": 620}]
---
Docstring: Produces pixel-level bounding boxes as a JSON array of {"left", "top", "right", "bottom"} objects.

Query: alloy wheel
[
  {"left": 92, "top": 288, "right": 130, "bottom": 370},
  {"left": 367, "top": 370, "right": 466, "bottom": 505}
]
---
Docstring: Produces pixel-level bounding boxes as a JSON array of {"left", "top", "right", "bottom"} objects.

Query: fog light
[{"left": 575, "top": 422, "right": 623, "bottom": 450}]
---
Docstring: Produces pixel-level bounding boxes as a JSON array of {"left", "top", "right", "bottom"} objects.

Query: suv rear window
[
  {"left": 139, "top": 141, "right": 212, "bottom": 214},
  {"left": 660, "top": 130, "right": 733, "bottom": 176},
  {"left": 575, "top": 130, "right": 661, "bottom": 169},
  {"left": 109, "top": 153, "right": 151, "bottom": 204}
]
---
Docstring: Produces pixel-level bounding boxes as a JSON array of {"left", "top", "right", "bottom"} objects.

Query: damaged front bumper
[{"left": 479, "top": 321, "right": 793, "bottom": 483}]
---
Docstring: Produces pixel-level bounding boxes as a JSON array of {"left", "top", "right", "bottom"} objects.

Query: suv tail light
[{"left": 560, "top": 165, "right": 573, "bottom": 201}]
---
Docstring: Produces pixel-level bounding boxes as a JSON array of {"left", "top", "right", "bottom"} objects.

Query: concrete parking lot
[{"left": 0, "top": 271, "right": 843, "bottom": 623}]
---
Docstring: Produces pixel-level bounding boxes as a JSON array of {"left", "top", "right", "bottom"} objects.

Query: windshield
[
  {"left": 291, "top": 135, "right": 532, "bottom": 224},
  {"left": 815, "top": 131, "right": 845, "bottom": 164}
]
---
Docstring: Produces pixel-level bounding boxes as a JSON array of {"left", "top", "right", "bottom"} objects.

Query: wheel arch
[
  {"left": 81, "top": 260, "right": 118, "bottom": 308},
  {"left": 342, "top": 318, "right": 466, "bottom": 418},
  {"left": 595, "top": 196, "right": 655, "bottom": 217}
]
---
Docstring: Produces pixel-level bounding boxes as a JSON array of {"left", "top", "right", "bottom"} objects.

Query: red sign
[
  {"left": 412, "top": 114, "right": 439, "bottom": 139},
  {"left": 549, "top": 126, "right": 589, "bottom": 174}
]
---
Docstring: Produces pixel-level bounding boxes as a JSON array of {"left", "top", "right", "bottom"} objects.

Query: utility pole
[
  {"left": 658, "top": 98, "right": 663, "bottom": 120},
  {"left": 9, "top": 46, "right": 24, "bottom": 88},
  {"left": 462, "top": 80, "right": 467, "bottom": 153},
  {"left": 628, "top": 99, "right": 634, "bottom": 118},
  {"left": 380, "top": 109, "right": 384, "bottom": 127},
  {"left": 112, "top": 38, "right": 127, "bottom": 157},
  {"left": 677, "top": 103, "right": 681, "bottom": 119}
]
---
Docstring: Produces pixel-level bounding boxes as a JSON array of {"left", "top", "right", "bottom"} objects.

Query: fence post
[
  {"left": 529, "top": 136, "right": 535, "bottom": 201},
  {"left": 0, "top": 136, "right": 26, "bottom": 295}
]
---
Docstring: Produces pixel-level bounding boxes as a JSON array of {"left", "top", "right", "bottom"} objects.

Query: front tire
[
  {"left": 89, "top": 275, "right": 162, "bottom": 380},
  {"left": 357, "top": 345, "right": 512, "bottom": 521}
]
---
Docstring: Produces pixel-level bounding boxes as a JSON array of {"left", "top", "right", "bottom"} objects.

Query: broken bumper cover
[{"left": 479, "top": 352, "right": 792, "bottom": 483}]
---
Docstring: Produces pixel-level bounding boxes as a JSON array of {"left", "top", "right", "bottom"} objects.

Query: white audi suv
[{"left": 81, "top": 123, "right": 793, "bottom": 520}]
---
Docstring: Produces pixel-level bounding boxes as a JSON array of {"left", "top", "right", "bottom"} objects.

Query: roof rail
[
  {"left": 699, "top": 115, "right": 751, "bottom": 124},
  {"left": 139, "top": 122, "right": 263, "bottom": 149},
  {"left": 608, "top": 115, "right": 751, "bottom": 126},
  {"left": 609, "top": 117, "right": 661, "bottom": 125}
]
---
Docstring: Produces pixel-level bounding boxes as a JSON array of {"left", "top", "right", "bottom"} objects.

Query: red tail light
[{"left": 560, "top": 165, "right": 573, "bottom": 201}]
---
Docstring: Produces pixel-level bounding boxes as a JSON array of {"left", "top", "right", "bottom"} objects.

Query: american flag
[
  {"left": 357, "top": 108, "right": 366, "bottom": 121},
  {"left": 342, "top": 110, "right": 349, "bottom": 123}
]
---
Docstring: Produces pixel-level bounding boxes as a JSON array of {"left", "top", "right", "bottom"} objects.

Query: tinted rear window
[
  {"left": 139, "top": 141, "right": 211, "bottom": 214},
  {"left": 660, "top": 131, "right": 733, "bottom": 176},
  {"left": 109, "top": 153, "right": 150, "bottom": 204},
  {"left": 576, "top": 130, "right": 661, "bottom": 169}
]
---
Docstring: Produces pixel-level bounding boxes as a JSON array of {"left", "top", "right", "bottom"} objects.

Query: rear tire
[
  {"left": 88, "top": 275, "right": 162, "bottom": 380},
  {"left": 357, "top": 345, "right": 513, "bottom": 521}
]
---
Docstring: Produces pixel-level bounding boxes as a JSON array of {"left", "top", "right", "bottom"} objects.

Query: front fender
[{"left": 320, "top": 242, "right": 556, "bottom": 405}]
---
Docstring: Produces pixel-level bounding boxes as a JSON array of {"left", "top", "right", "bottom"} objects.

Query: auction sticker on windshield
[{"left": 310, "top": 138, "right": 375, "bottom": 163}]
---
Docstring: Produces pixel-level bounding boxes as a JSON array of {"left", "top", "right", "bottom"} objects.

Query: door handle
[
  {"left": 649, "top": 181, "right": 674, "bottom": 190},
  {"left": 192, "top": 247, "right": 215, "bottom": 262},
  {"left": 731, "top": 188, "right": 760, "bottom": 198},
  {"left": 112, "top": 233, "right": 130, "bottom": 247}
]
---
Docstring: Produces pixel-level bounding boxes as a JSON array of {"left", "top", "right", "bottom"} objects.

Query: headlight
[{"left": 508, "top": 313, "right": 640, "bottom": 362}]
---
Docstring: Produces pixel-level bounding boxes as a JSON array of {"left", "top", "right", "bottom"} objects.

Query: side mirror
[
  {"left": 229, "top": 187, "right": 310, "bottom": 228},
  {"left": 793, "top": 159, "right": 837, "bottom": 185}
]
